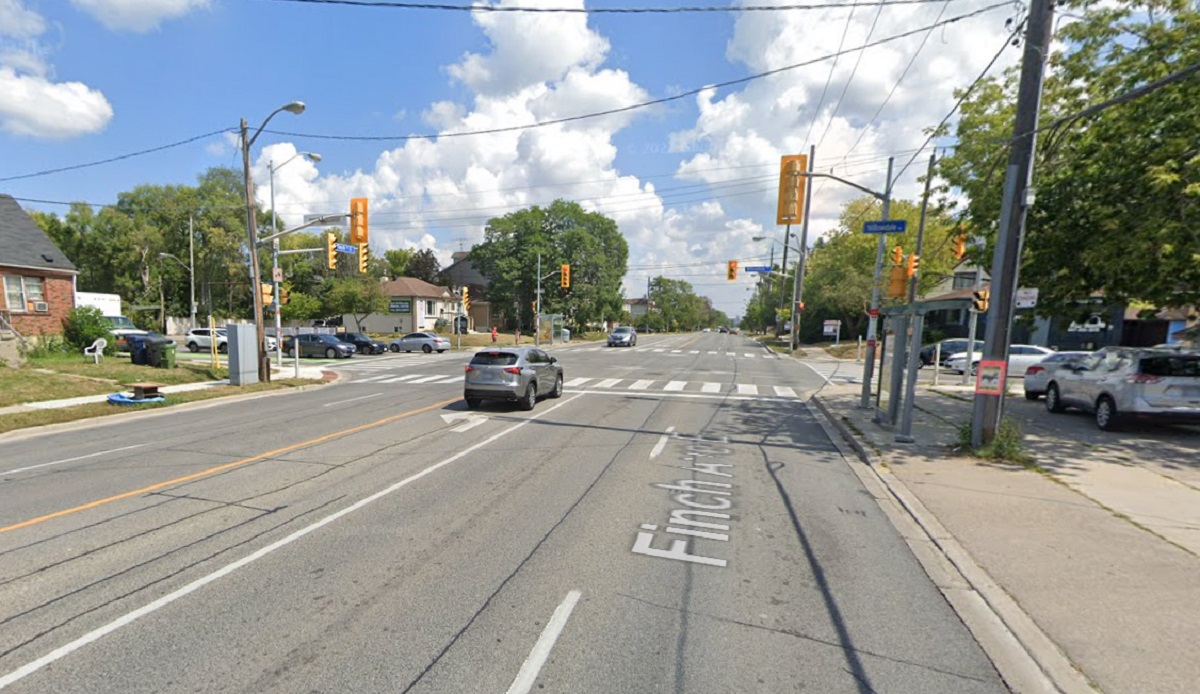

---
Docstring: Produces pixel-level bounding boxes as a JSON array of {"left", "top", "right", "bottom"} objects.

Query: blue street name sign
[
  {"left": 742, "top": 266, "right": 771, "bottom": 273},
  {"left": 863, "top": 220, "right": 907, "bottom": 234},
  {"left": 335, "top": 243, "right": 357, "bottom": 253}
]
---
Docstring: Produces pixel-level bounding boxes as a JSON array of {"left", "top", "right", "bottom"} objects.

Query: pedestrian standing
[
  {"left": 515, "top": 327, "right": 521, "bottom": 344},
  {"left": 491, "top": 326, "right": 498, "bottom": 344}
]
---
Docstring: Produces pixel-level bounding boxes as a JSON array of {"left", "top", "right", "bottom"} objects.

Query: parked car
[
  {"left": 1022, "top": 351, "right": 1092, "bottom": 400},
  {"left": 390, "top": 332, "right": 451, "bottom": 353},
  {"left": 463, "top": 346, "right": 563, "bottom": 410},
  {"left": 919, "top": 339, "right": 971, "bottom": 367},
  {"left": 1044, "top": 347, "right": 1200, "bottom": 430},
  {"left": 338, "top": 332, "right": 387, "bottom": 354},
  {"left": 945, "top": 345, "right": 1057, "bottom": 376},
  {"left": 186, "top": 327, "right": 227, "bottom": 353},
  {"left": 283, "top": 333, "right": 355, "bottom": 359},
  {"left": 607, "top": 326, "right": 637, "bottom": 347}
]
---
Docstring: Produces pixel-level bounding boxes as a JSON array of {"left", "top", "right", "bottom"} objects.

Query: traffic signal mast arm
[{"left": 258, "top": 214, "right": 348, "bottom": 246}]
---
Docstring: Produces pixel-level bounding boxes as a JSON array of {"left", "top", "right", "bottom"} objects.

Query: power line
[
  {"left": 0, "top": 129, "right": 235, "bottom": 183},
  {"left": 816, "top": 0, "right": 887, "bottom": 150},
  {"left": 802, "top": 3, "right": 857, "bottom": 145},
  {"left": 260, "top": 3, "right": 1011, "bottom": 142},
  {"left": 268, "top": 0, "right": 968, "bottom": 13}
]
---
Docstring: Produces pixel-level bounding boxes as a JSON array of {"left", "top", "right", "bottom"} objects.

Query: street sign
[
  {"left": 822, "top": 319, "right": 840, "bottom": 336},
  {"left": 272, "top": 267, "right": 283, "bottom": 282},
  {"left": 863, "top": 220, "right": 907, "bottom": 235},
  {"left": 1015, "top": 287, "right": 1039, "bottom": 309},
  {"left": 335, "top": 243, "right": 356, "bottom": 253},
  {"left": 742, "top": 266, "right": 771, "bottom": 273}
]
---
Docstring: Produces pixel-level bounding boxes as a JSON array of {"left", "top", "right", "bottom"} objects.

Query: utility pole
[
  {"left": 859, "top": 157, "right": 894, "bottom": 408},
  {"left": 269, "top": 162, "right": 283, "bottom": 368},
  {"left": 535, "top": 252, "right": 542, "bottom": 347},
  {"left": 188, "top": 215, "right": 196, "bottom": 330},
  {"left": 898, "top": 154, "right": 936, "bottom": 442},
  {"left": 971, "top": 0, "right": 1054, "bottom": 447},
  {"left": 790, "top": 146, "right": 815, "bottom": 351},
  {"left": 240, "top": 117, "right": 269, "bottom": 383},
  {"left": 776, "top": 223, "right": 790, "bottom": 337},
  {"left": 646, "top": 276, "right": 652, "bottom": 333}
]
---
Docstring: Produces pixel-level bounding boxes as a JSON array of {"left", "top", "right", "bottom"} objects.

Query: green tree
[
  {"left": 384, "top": 248, "right": 414, "bottom": 279},
  {"left": 937, "top": 0, "right": 1200, "bottom": 317},
  {"left": 406, "top": 249, "right": 442, "bottom": 284},
  {"left": 322, "top": 277, "right": 386, "bottom": 331},
  {"left": 280, "top": 292, "right": 323, "bottom": 323}
]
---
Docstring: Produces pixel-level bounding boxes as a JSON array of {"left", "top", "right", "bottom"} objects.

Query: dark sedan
[
  {"left": 338, "top": 332, "right": 387, "bottom": 354},
  {"left": 283, "top": 334, "right": 356, "bottom": 359}
]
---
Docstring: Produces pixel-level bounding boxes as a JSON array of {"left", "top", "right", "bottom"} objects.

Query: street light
[
  {"left": 240, "top": 101, "right": 306, "bottom": 383},
  {"left": 268, "top": 151, "right": 322, "bottom": 367},
  {"left": 158, "top": 249, "right": 195, "bottom": 331}
]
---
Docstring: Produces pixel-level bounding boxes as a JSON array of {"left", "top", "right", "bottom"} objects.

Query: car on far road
[
  {"left": 946, "top": 344, "right": 1056, "bottom": 376},
  {"left": 463, "top": 346, "right": 563, "bottom": 410},
  {"left": 185, "top": 327, "right": 227, "bottom": 353},
  {"left": 920, "top": 339, "right": 971, "bottom": 367},
  {"left": 338, "top": 332, "right": 387, "bottom": 354},
  {"left": 283, "top": 333, "right": 355, "bottom": 359},
  {"left": 607, "top": 326, "right": 637, "bottom": 347},
  {"left": 718, "top": 327, "right": 729, "bottom": 333},
  {"left": 390, "top": 332, "right": 451, "bottom": 353},
  {"left": 1045, "top": 347, "right": 1200, "bottom": 430},
  {"left": 1023, "top": 351, "right": 1092, "bottom": 400}
]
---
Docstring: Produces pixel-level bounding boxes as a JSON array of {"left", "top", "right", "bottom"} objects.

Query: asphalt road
[{"left": 0, "top": 332, "right": 1007, "bottom": 693}]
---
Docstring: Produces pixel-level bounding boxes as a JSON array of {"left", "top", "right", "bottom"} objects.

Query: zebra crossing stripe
[
  {"left": 379, "top": 374, "right": 423, "bottom": 383},
  {"left": 594, "top": 378, "right": 622, "bottom": 388},
  {"left": 689, "top": 350, "right": 699, "bottom": 354},
  {"left": 708, "top": 351, "right": 718, "bottom": 355},
  {"left": 671, "top": 350, "right": 682, "bottom": 353},
  {"left": 773, "top": 386, "right": 797, "bottom": 398},
  {"left": 410, "top": 375, "right": 450, "bottom": 384},
  {"left": 743, "top": 353, "right": 756, "bottom": 358},
  {"left": 702, "top": 382, "right": 721, "bottom": 393},
  {"left": 663, "top": 381, "right": 686, "bottom": 391},
  {"left": 565, "top": 377, "right": 591, "bottom": 387},
  {"left": 433, "top": 375, "right": 463, "bottom": 384},
  {"left": 352, "top": 375, "right": 388, "bottom": 383},
  {"left": 736, "top": 384, "right": 758, "bottom": 395},
  {"left": 629, "top": 380, "right": 654, "bottom": 390},
  {"left": 653, "top": 349, "right": 665, "bottom": 353}
]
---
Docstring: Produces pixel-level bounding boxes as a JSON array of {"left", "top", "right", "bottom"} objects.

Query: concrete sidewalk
[{"left": 813, "top": 381, "right": 1200, "bottom": 694}]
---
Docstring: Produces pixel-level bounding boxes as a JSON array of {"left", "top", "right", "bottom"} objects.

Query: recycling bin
[
  {"left": 160, "top": 341, "right": 177, "bottom": 369},
  {"left": 127, "top": 336, "right": 149, "bottom": 365}
]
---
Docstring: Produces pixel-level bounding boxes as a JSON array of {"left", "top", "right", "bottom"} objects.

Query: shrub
[
  {"left": 63, "top": 306, "right": 116, "bottom": 355},
  {"left": 22, "top": 334, "right": 66, "bottom": 359}
]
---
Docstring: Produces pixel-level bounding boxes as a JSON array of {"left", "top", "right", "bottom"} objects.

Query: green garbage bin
[{"left": 161, "top": 341, "right": 176, "bottom": 369}]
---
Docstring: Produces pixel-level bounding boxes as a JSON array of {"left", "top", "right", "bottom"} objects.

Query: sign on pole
[
  {"left": 822, "top": 320, "right": 840, "bottom": 336},
  {"left": 743, "top": 266, "right": 772, "bottom": 273},
  {"left": 1015, "top": 287, "right": 1039, "bottom": 309},
  {"left": 863, "top": 220, "right": 907, "bottom": 234}
]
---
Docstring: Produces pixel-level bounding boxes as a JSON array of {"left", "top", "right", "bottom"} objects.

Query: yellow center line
[
  {"left": 677, "top": 335, "right": 702, "bottom": 349},
  {"left": 0, "top": 396, "right": 462, "bottom": 535}
]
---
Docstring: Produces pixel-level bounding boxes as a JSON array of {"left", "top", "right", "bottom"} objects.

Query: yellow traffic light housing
[
  {"left": 726, "top": 260, "right": 738, "bottom": 281},
  {"left": 906, "top": 253, "right": 920, "bottom": 279},
  {"left": 953, "top": 234, "right": 967, "bottom": 260},
  {"left": 357, "top": 244, "right": 369, "bottom": 274},
  {"left": 261, "top": 282, "right": 275, "bottom": 307},
  {"left": 462, "top": 286, "right": 470, "bottom": 312},
  {"left": 891, "top": 245, "right": 903, "bottom": 265},
  {"left": 279, "top": 286, "right": 291, "bottom": 305},
  {"left": 326, "top": 232, "right": 337, "bottom": 270},
  {"left": 350, "top": 197, "right": 369, "bottom": 245},
  {"left": 973, "top": 289, "right": 990, "bottom": 312},
  {"left": 776, "top": 154, "right": 808, "bottom": 225},
  {"left": 888, "top": 265, "right": 907, "bottom": 299},
  {"left": 561, "top": 264, "right": 571, "bottom": 288}
]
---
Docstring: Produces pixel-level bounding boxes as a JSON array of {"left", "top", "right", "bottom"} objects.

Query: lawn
[{"left": 0, "top": 352, "right": 230, "bottom": 409}]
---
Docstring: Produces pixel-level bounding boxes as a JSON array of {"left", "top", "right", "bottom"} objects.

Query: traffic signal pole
[
  {"left": 860, "top": 157, "right": 894, "bottom": 409},
  {"left": 790, "top": 146, "right": 815, "bottom": 351},
  {"left": 897, "top": 154, "right": 937, "bottom": 441},
  {"left": 971, "top": 0, "right": 1054, "bottom": 447}
]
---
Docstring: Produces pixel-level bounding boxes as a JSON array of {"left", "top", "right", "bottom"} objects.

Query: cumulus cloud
[
  {"left": 69, "top": 0, "right": 209, "bottom": 32},
  {"left": 0, "top": 66, "right": 113, "bottom": 137},
  {"left": 0, "top": 0, "right": 46, "bottom": 39}
]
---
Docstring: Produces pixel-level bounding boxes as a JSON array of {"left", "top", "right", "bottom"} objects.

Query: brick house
[{"left": 0, "top": 194, "right": 78, "bottom": 338}]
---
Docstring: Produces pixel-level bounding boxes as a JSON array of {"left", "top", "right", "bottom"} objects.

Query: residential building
[
  {"left": 0, "top": 194, "right": 78, "bottom": 341},
  {"left": 341, "top": 277, "right": 462, "bottom": 334},
  {"left": 441, "top": 250, "right": 491, "bottom": 331}
]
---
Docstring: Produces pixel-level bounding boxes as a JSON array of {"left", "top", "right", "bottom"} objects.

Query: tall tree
[
  {"left": 406, "top": 249, "right": 442, "bottom": 284},
  {"left": 384, "top": 248, "right": 414, "bottom": 279},
  {"left": 322, "top": 277, "right": 387, "bottom": 331}
]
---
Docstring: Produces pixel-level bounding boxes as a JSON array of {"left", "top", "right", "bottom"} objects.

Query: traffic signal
[
  {"left": 891, "top": 245, "right": 903, "bottom": 265},
  {"left": 350, "top": 197, "right": 369, "bottom": 245},
  {"left": 906, "top": 253, "right": 920, "bottom": 279},
  {"left": 888, "top": 265, "right": 907, "bottom": 299},
  {"left": 561, "top": 264, "right": 571, "bottom": 288},
  {"left": 462, "top": 286, "right": 470, "bottom": 312},
  {"left": 358, "top": 244, "right": 369, "bottom": 274},
  {"left": 973, "top": 289, "right": 990, "bottom": 312},
  {"left": 261, "top": 282, "right": 274, "bottom": 307},
  {"left": 726, "top": 260, "right": 738, "bottom": 281},
  {"left": 326, "top": 232, "right": 337, "bottom": 270},
  {"left": 953, "top": 234, "right": 967, "bottom": 260},
  {"left": 279, "top": 286, "right": 291, "bottom": 305},
  {"left": 776, "top": 154, "right": 808, "bottom": 225}
]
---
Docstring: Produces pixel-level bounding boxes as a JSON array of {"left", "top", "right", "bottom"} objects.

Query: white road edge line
[
  {"left": 321, "top": 393, "right": 382, "bottom": 408},
  {"left": 0, "top": 393, "right": 588, "bottom": 691},
  {"left": 1, "top": 444, "right": 147, "bottom": 477},
  {"left": 505, "top": 590, "right": 582, "bottom": 694},
  {"left": 649, "top": 426, "right": 676, "bottom": 459},
  {"left": 797, "top": 360, "right": 834, "bottom": 385}
]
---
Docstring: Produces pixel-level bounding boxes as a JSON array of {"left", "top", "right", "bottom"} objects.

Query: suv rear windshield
[
  {"left": 471, "top": 352, "right": 518, "bottom": 366},
  {"left": 1140, "top": 355, "right": 1200, "bottom": 378}
]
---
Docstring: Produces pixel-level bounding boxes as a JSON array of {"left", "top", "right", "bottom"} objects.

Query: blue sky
[{"left": 0, "top": 0, "right": 1019, "bottom": 316}]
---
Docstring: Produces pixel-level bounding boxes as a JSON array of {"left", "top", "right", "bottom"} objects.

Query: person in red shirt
[{"left": 491, "top": 326, "right": 498, "bottom": 344}]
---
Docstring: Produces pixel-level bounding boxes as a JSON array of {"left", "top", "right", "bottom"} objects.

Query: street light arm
[
  {"left": 247, "top": 101, "right": 305, "bottom": 150},
  {"left": 157, "top": 252, "right": 189, "bottom": 272},
  {"left": 258, "top": 213, "right": 348, "bottom": 246},
  {"left": 798, "top": 172, "right": 887, "bottom": 201}
]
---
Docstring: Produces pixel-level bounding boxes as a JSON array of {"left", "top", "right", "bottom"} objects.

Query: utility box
[{"left": 227, "top": 323, "right": 259, "bottom": 385}]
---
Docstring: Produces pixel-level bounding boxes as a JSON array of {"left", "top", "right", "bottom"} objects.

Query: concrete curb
[{"left": 808, "top": 394, "right": 1097, "bottom": 694}]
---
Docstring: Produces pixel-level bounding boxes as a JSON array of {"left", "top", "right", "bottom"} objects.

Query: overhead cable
[{"left": 268, "top": 0, "right": 969, "bottom": 13}]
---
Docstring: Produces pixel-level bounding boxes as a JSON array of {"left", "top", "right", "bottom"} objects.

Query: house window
[
  {"left": 4, "top": 275, "right": 44, "bottom": 312},
  {"left": 952, "top": 273, "right": 975, "bottom": 290},
  {"left": 426, "top": 300, "right": 435, "bottom": 314}
]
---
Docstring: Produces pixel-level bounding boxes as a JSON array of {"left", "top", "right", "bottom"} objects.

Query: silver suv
[
  {"left": 1044, "top": 347, "right": 1200, "bottom": 430},
  {"left": 464, "top": 347, "right": 564, "bottom": 410}
]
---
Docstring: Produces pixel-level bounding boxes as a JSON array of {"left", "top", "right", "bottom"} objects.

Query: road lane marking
[
  {"left": 322, "top": 393, "right": 382, "bottom": 408},
  {"left": 0, "top": 397, "right": 462, "bottom": 536},
  {"left": 432, "top": 375, "right": 463, "bottom": 384},
  {"left": 565, "top": 377, "right": 591, "bottom": 387},
  {"left": 506, "top": 590, "right": 583, "bottom": 694},
  {"left": 1, "top": 444, "right": 147, "bottom": 477},
  {"left": 707, "top": 351, "right": 718, "bottom": 355},
  {"left": 594, "top": 378, "right": 622, "bottom": 388},
  {"left": 582, "top": 390, "right": 796, "bottom": 403},
  {"left": 628, "top": 379, "right": 654, "bottom": 390},
  {"left": 351, "top": 375, "right": 388, "bottom": 383},
  {"left": 410, "top": 375, "right": 452, "bottom": 384},
  {"left": 380, "top": 374, "right": 422, "bottom": 383},
  {"left": 652, "top": 349, "right": 664, "bottom": 353},
  {"left": 736, "top": 384, "right": 758, "bottom": 395},
  {"left": 743, "top": 353, "right": 756, "bottom": 358},
  {"left": 701, "top": 382, "right": 721, "bottom": 393},
  {"left": 689, "top": 350, "right": 699, "bottom": 354},
  {"left": 671, "top": 350, "right": 682, "bottom": 353},
  {"left": 663, "top": 381, "right": 687, "bottom": 392},
  {"left": 773, "top": 386, "right": 798, "bottom": 398},
  {"left": 0, "top": 394, "right": 587, "bottom": 690},
  {"left": 650, "top": 426, "right": 676, "bottom": 459}
]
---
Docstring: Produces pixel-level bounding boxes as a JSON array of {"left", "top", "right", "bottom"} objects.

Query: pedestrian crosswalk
[
  {"left": 567, "top": 346, "right": 780, "bottom": 359},
  {"left": 332, "top": 353, "right": 466, "bottom": 372},
  {"left": 348, "top": 372, "right": 810, "bottom": 398},
  {"left": 799, "top": 360, "right": 861, "bottom": 384}
]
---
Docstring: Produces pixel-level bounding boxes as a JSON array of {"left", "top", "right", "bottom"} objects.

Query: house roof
[
  {"left": 0, "top": 194, "right": 77, "bottom": 273},
  {"left": 381, "top": 276, "right": 452, "bottom": 299}
]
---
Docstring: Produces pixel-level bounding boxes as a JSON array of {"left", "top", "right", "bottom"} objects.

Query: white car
[
  {"left": 1023, "top": 351, "right": 1092, "bottom": 400},
  {"left": 945, "top": 344, "right": 1058, "bottom": 376},
  {"left": 186, "top": 328, "right": 227, "bottom": 353}
]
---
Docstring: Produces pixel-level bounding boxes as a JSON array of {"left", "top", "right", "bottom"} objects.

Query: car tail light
[
  {"left": 464, "top": 365, "right": 475, "bottom": 372},
  {"left": 503, "top": 367, "right": 521, "bottom": 374},
  {"left": 1125, "top": 374, "right": 1162, "bottom": 384},
  {"left": 1026, "top": 366, "right": 1044, "bottom": 375}
]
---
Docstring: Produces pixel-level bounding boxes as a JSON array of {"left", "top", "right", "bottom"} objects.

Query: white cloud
[
  {"left": 0, "top": 0, "right": 46, "bottom": 39},
  {"left": 0, "top": 65, "right": 113, "bottom": 138},
  {"left": 69, "top": 0, "right": 209, "bottom": 32}
]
